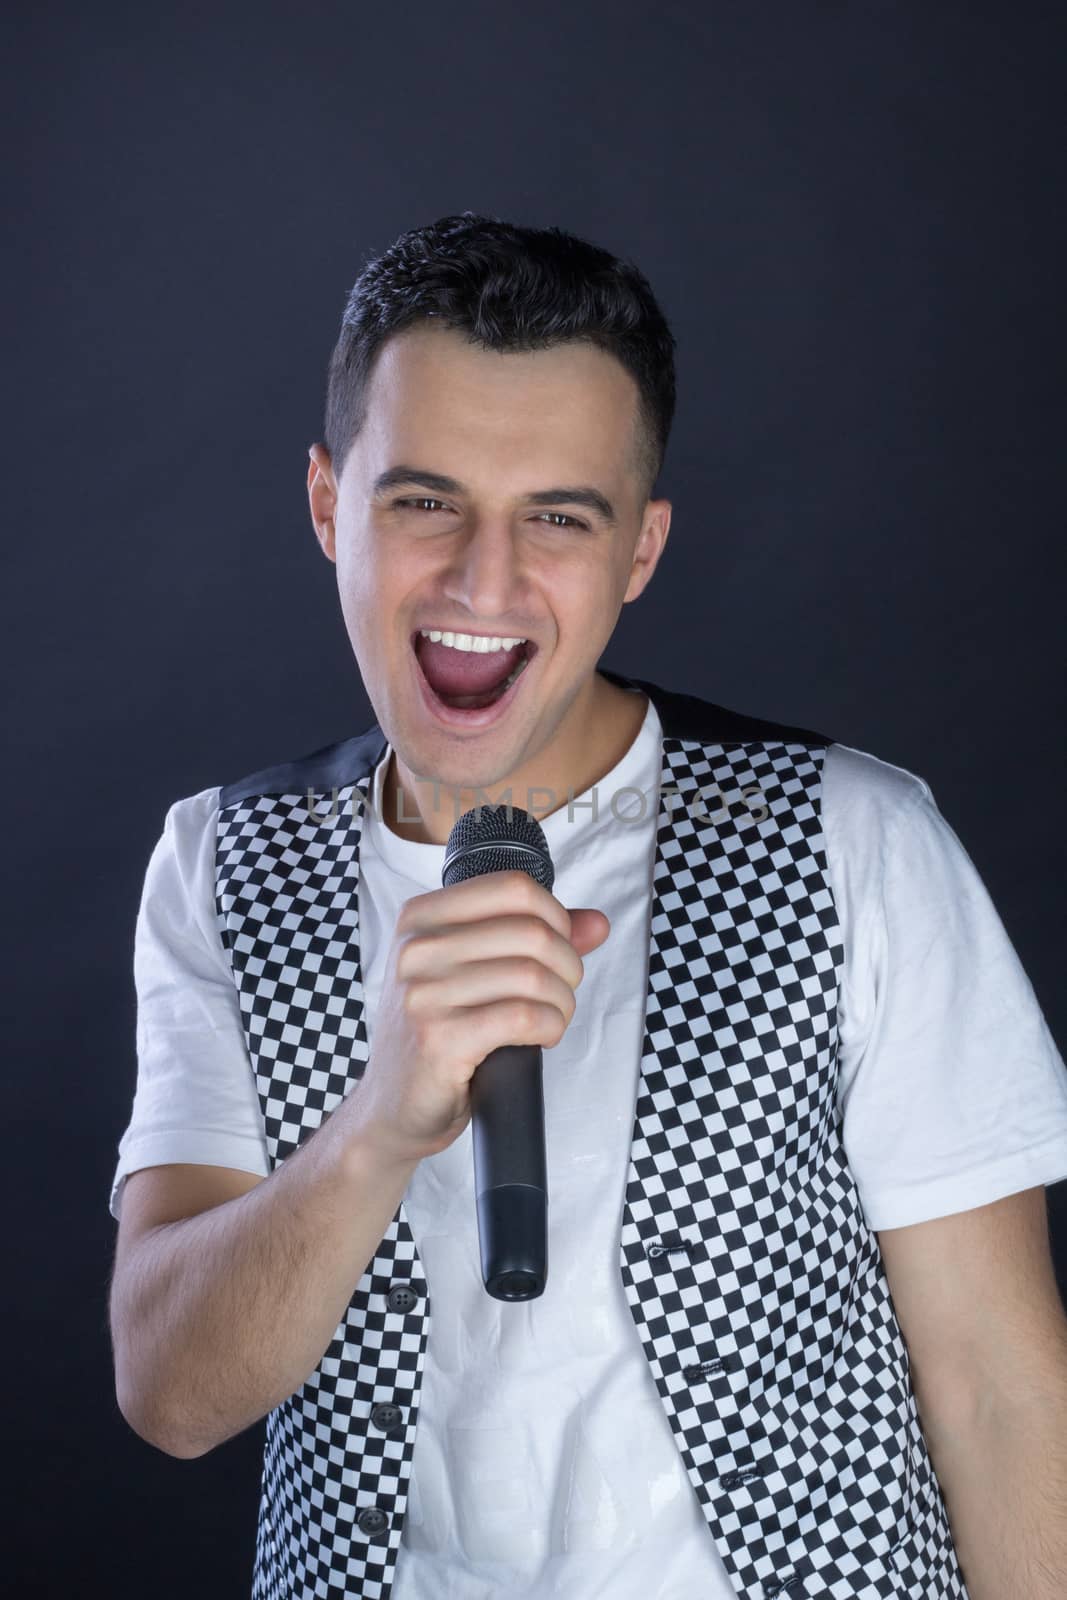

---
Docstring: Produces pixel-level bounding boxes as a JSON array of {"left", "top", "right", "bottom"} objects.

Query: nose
[{"left": 439, "top": 517, "right": 530, "bottom": 622}]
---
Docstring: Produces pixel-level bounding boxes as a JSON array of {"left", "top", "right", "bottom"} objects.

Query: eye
[
  {"left": 394, "top": 497, "right": 449, "bottom": 513},
  {"left": 392, "top": 498, "right": 589, "bottom": 531},
  {"left": 536, "top": 511, "right": 588, "bottom": 530}
]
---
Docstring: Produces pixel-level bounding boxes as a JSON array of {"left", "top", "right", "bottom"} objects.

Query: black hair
[{"left": 321, "top": 211, "right": 677, "bottom": 507}]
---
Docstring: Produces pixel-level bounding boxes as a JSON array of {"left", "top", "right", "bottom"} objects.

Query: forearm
[
  {"left": 113, "top": 1103, "right": 420, "bottom": 1459},
  {"left": 922, "top": 1388, "right": 1067, "bottom": 1600}
]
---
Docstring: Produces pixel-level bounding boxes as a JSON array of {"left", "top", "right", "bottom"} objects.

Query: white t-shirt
[{"left": 109, "top": 694, "right": 1067, "bottom": 1600}]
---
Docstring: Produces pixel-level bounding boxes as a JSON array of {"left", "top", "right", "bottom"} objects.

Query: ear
[
  {"left": 308, "top": 443, "right": 338, "bottom": 564},
  {"left": 622, "top": 500, "right": 672, "bottom": 605}
]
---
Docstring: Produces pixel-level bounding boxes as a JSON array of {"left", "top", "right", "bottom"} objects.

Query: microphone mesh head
[{"left": 442, "top": 804, "right": 554, "bottom": 890}]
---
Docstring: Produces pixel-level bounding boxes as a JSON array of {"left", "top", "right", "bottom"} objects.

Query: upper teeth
[{"left": 419, "top": 630, "right": 526, "bottom": 653}]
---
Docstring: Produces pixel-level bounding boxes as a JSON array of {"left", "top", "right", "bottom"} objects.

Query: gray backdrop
[{"left": 5, "top": 3, "right": 1064, "bottom": 1593}]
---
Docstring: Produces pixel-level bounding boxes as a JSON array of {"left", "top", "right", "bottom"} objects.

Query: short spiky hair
[{"left": 322, "top": 211, "right": 677, "bottom": 506}]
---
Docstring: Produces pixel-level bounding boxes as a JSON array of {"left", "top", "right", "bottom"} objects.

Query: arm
[
  {"left": 109, "top": 1099, "right": 420, "bottom": 1459},
  {"left": 878, "top": 1185, "right": 1067, "bottom": 1600},
  {"left": 110, "top": 865, "right": 596, "bottom": 1462}
]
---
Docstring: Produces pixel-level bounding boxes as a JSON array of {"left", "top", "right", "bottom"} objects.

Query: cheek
[
  {"left": 552, "top": 555, "right": 624, "bottom": 631},
  {"left": 334, "top": 548, "right": 384, "bottom": 659},
  {"left": 336, "top": 530, "right": 368, "bottom": 589},
  {"left": 336, "top": 534, "right": 390, "bottom": 611},
  {"left": 335, "top": 539, "right": 427, "bottom": 652}
]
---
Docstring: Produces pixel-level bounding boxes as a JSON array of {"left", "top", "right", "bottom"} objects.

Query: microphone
[{"left": 442, "top": 803, "right": 554, "bottom": 1302}]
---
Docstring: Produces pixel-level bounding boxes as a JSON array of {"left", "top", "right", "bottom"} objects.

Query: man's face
[{"left": 308, "top": 322, "right": 670, "bottom": 798}]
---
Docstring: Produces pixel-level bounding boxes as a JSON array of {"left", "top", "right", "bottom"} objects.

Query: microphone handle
[{"left": 469, "top": 1043, "right": 548, "bottom": 1301}]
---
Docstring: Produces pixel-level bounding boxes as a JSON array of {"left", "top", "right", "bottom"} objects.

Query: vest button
[
  {"left": 370, "top": 1401, "right": 404, "bottom": 1434},
  {"left": 721, "top": 1467, "right": 765, "bottom": 1490},
  {"left": 387, "top": 1281, "right": 419, "bottom": 1313},
  {"left": 357, "top": 1506, "right": 390, "bottom": 1543}
]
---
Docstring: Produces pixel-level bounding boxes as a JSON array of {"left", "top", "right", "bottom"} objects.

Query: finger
[
  {"left": 448, "top": 996, "right": 573, "bottom": 1056},
  {"left": 406, "top": 956, "right": 578, "bottom": 1025},
  {"left": 565, "top": 908, "right": 611, "bottom": 955},
  {"left": 403, "top": 870, "right": 572, "bottom": 940},
  {"left": 399, "top": 915, "right": 585, "bottom": 989}
]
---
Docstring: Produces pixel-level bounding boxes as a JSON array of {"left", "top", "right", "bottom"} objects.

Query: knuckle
[
  {"left": 399, "top": 889, "right": 436, "bottom": 929},
  {"left": 520, "top": 955, "right": 550, "bottom": 992},
  {"left": 399, "top": 983, "right": 419, "bottom": 1015},
  {"left": 511, "top": 997, "right": 539, "bottom": 1035},
  {"left": 400, "top": 978, "right": 429, "bottom": 1016},
  {"left": 515, "top": 871, "right": 544, "bottom": 907},
  {"left": 395, "top": 897, "right": 419, "bottom": 931},
  {"left": 393, "top": 932, "right": 423, "bottom": 981},
  {"left": 528, "top": 916, "right": 556, "bottom": 956}
]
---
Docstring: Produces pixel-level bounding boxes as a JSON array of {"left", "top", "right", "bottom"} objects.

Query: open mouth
[{"left": 412, "top": 630, "right": 536, "bottom": 715}]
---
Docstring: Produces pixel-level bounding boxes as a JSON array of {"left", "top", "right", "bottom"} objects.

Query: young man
[{"left": 108, "top": 213, "right": 1067, "bottom": 1600}]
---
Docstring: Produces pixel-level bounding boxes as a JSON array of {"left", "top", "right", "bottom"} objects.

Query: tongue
[{"left": 417, "top": 637, "right": 525, "bottom": 700}]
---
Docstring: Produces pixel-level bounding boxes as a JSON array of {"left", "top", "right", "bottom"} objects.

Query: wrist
[{"left": 327, "top": 1094, "right": 422, "bottom": 1191}]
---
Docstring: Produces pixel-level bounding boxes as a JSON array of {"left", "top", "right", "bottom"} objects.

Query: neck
[{"left": 381, "top": 671, "right": 648, "bottom": 846}]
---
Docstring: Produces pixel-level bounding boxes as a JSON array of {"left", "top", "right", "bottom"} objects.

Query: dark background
[{"left": 6, "top": 3, "right": 1065, "bottom": 1593}]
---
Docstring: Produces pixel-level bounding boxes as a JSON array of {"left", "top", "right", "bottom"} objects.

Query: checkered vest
[{"left": 214, "top": 672, "right": 968, "bottom": 1600}]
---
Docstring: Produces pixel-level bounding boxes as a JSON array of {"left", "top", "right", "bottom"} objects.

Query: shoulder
[
  {"left": 163, "top": 782, "right": 223, "bottom": 829},
  {"left": 819, "top": 742, "right": 939, "bottom": 936},
  {"left": 609, "top": 673, "right": 938, "bottom": 836},
  {"left": 823, "top": 740, "right": 932, "bottom": 838},
  {"left": 217, "top": 724, "right": 388, "bottom": 811},
  {"left": 142, "top": 783, "right": 224, "bottom": 896},
  {"left": 612, "top": 671, "right": 836, "bottom": 747}
]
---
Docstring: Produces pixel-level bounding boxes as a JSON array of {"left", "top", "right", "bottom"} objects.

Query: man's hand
[{"left": 337, "top": 870, "right": 610, "bottom": 1166}]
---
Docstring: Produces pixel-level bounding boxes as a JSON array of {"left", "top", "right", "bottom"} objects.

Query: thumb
[{"left": 565, "top": 907, "right": 611, "bottom": 956}]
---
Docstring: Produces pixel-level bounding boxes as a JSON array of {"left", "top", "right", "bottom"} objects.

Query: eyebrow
[{"left": 371, "top": 464, "right": 618, "bottom": 526}]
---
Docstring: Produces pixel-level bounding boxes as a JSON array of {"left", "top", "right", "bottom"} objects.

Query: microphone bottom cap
[{"left": 477, "top": 1184, "right": 547, "bottom": 1301}]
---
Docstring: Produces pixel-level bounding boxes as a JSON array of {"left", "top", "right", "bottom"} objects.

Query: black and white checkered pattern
[{"left": 214, "top": 675, "right": 969, "bottom": 1600}]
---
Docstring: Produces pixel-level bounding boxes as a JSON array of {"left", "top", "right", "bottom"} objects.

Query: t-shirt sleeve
[
  {"left": 832, "top": 762, "right": 1067, "bottom": 1232},
  {"left": 109, "top": 786, "right": 271, "bottom": 1221}
]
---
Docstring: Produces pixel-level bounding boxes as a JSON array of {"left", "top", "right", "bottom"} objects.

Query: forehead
[{"left": 359, "top": 322, "right": 639, "bottom": 475}]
